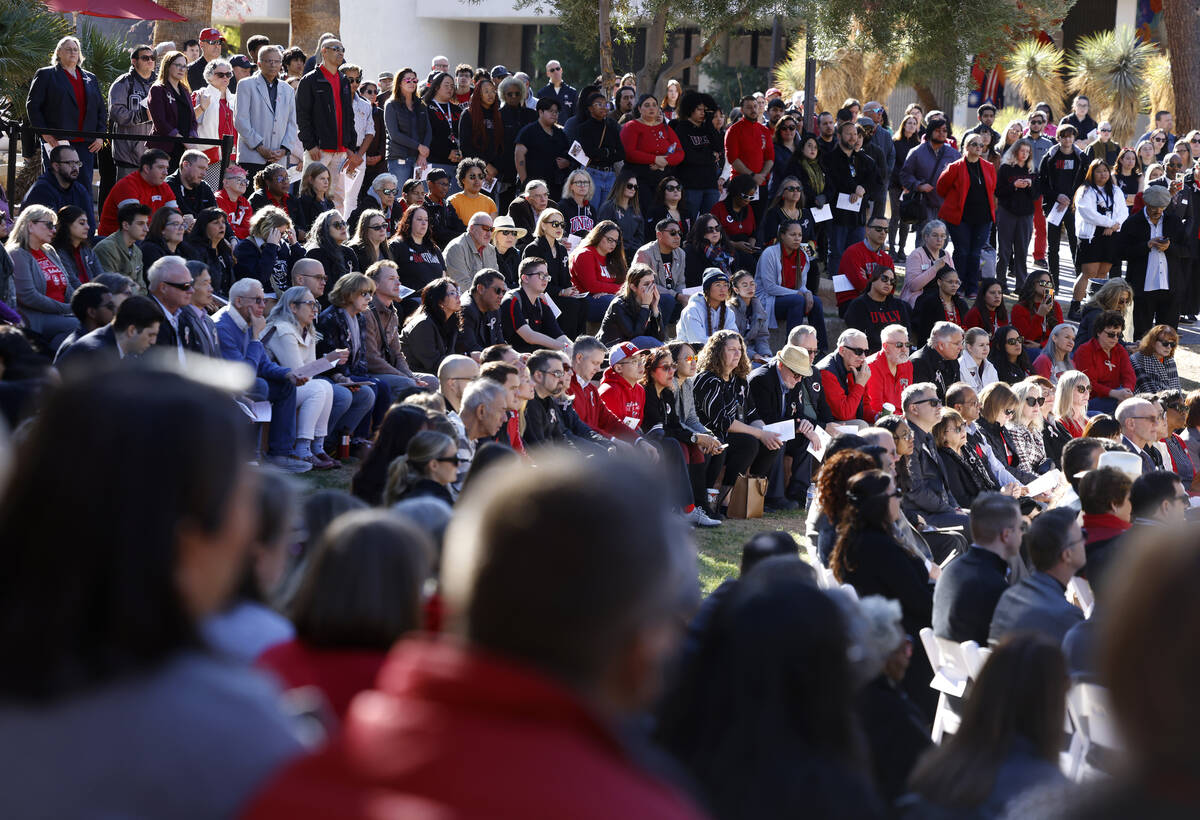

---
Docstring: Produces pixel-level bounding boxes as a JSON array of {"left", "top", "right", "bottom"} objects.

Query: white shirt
[
  {"left": 1146, "top": 216, "right": 1168, "bottom": 292},
  {"left": 152, "top": 294, "right": 187, "bottom": 365},
  {"left": 351, "top": 93, "right": 375, "bottom": 144}
]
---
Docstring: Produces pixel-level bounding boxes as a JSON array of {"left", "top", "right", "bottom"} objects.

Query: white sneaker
[
  {"left": 264, "top": 454, "right": 313, "bottom": 473},
  {"left": 685, "top": 506, "right": 721, "bottom": 528}
]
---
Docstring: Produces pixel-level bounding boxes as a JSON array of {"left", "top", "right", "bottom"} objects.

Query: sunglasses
[
  {"left": 136, "top": 54, "right": 155, "bottom": 61},
  {"left": 163, "top": 280, "right": 195, "bottom": 291},
  {"left": 1101, "top": 330, "right": 1121, "bottom": 339},
  {"left": 867, "top": 225, "right": 888, "bottom": 232},
  {"left": 546, "top": 220, "right": 565, "bottom": 228},
  {"left": 779, "top": 125, "right": 797, "bottom": 132},
  {"left": 1075, "top": 384, "right": 1091, "bottom": 394},
  {"left": 783, "top": 186, "right": 801, "bottom": 193},
  {"left": 888, "top": 341, "right": 911, "bottom": 349},
  {"left": 489, "top": 285, "right": 506, "bottom": 295},
  {"left": 1025, "top": 396, "right": 1046, "bottom": 407},
  {"left": 1006, "top": 337, "right": 1024, "bottom": 346},
  {"left": 212, "top": 71, "right": 232, "bottom": 78},
  {"left": 1158, "top": 338, "right": 1178, "bottom": 349},
  {"left": 913, "top": 397, "right": 943, "bottom": 408},
  {"left": 475, "top": 225, "right": 494, "bottom": 233},
  {"left": 1003, "top": 408, "right": 1016, "bottom": 417},
  {"left": 330, "top": 221, "right": 347, "bottom": 229},
  {"left": 625, "top": 183, "right": 638, "bottom": 190},
  {"left": 663, "top": 229, "right": 680, "bottom": 236},
  {"left": 435, "top": 455, "right": 466, "bottom": 465},
  {"left": 843, "top": 346, "right": 868, "bottom": 356},
  {"left": 664, "top": 184, "right": 682, "bottom": 192},
  {"left": 704, "top": 226, "right": 721, "bottom": 234},
  {"left": 878, "top": 275, "right": 895, "bottom": 284},
  {"left": 366, "top": 223, "right": 386, "bottom": 231}
]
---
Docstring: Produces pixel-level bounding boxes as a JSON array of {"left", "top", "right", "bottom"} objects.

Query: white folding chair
[
  {"left": 1066, "top": 576, "right": 1095, "bottom": 619},
  {"left": 921, "top": 628, "right": 980, "bottom": 744},
  {"left": 1064, "top": 682, "right": 1122, "bottom": 781}
]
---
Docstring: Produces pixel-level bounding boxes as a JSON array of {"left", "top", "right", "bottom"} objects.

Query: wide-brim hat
[
  {"left": 491, "top": 214, "right": 527, "bottom": 239},
  {"left": 1098, "top": 450, "right": 1143, "bottom": 480},
  {"left": 777, "top": 344, "right": 814, "bottom": 377}
]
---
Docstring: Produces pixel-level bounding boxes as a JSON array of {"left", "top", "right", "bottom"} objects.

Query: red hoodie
[
  {"left": 598, "top": 368, "right": 646, "bottom": 431},
  {"left": 568, "top": 376, "right": 640, "bottom": 442},
  {"left": 569, "top": 246, "right": 622, "bottom": 294}
]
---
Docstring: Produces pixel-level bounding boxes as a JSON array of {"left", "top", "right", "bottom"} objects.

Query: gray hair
[
  {"left": 880, "top": 323, "right": 908, "bottom": 343},
  {"left": 147, "top": 255, "right": 188, "bottom": 288},
  {"left": 901, "top": 381, "right": 938, "bottom": 411},
  {"left": 257, "top": 45, "right": 283, "bottom": 62},
  {"left": 371, "top": 173, "right": 398, "bottom": 192},
  {"left": 498, "top": 76, "right": 526, "bottom": 98},
  {"left": 836, "top": 328, "right": 867, "bottom": 348},
  {"left": 524, "top": 179, "right": 549, "bottom": 195},
  {"left": 788, "top": 324, "right": 818, "bottom": 345},
  {"left": 203, "top": 57, "right": 232, "bottom": 82},
  {"left": 856, "top": 595, "right": 906, "bottom": 677},
  {"left": 228, "top": 278, "right": 263, "bottom": 301},
  {"left": 266, "top": 285, "right": 314, "bottom": 333},
  {"left": 930, "top": 321, "right": 964, "bottom": 343},
  {"left": 1115, "top": 397, "right": 1154, "bottom": 425},
  {"left": 461, "top": 379, "right": 505, "bottom": 419},
  {"left": 180, "top": 149, "right": 210, "bottom": 166},
  {"left": 920, "top": 219, "right": 948, "bottom": 242}
]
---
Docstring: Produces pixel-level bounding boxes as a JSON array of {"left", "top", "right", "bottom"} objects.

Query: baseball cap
[
  {"left": 491, "top": 65, "right": 510, "bottom": 79},
  {"left": 230, "top": 55, "right": 253, "bottom": 70},
  {"left": 608, "top": 341, "right": 646, "bottom": 367},
  {"left": 199, "top": 27, "right": 224, "bottom": 43}
]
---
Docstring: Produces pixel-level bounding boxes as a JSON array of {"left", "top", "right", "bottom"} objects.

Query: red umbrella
[{"left": 42, "top": 0, "right": 188, "bottom": 21}]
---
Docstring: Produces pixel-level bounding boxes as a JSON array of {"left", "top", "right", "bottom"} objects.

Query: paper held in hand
[
  {"left": 290, "top": 351, "right": 342, "bottom": 381},
  {"left": 762, "top": 419, "right": 796, "bottom": 442},
  {"left": 236, "top": 399, "right": 272, "bottom": 423},
  {"left": 482, "top": 176, "right": 497, "bottom": 193},
  {"left": 568, "top": 141, "right": 590, "bottom": 167},
  {"left": 541, "top": 293, "right": 562, "bottom": 318},
  {"left": 836, "top": 192, "right": 862, "bottom": 212},
  {"left": 1023, "top": 469, "right": 1063, "bottom": 497},
  {"left": 1047, "top": 203, "right": 1068, "bottom": 226},
  {"left": 807, "top": 424, "right": 833, "bottom": 460},
  {"left": 810, "top": 204, "right": 833, "bottom": 223}
]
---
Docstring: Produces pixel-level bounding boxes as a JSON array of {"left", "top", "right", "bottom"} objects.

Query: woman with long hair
[
  {"left": 597, "top": 263, "right": 666, "bottom": 347},
  {"left": 140, "top": 206, "right": 195, "bottom": 270},
  {"left": 988, "top": 324, "right": 1036, "bottom": 385},
  {"left": 1031, "top": 322, "right": 1076, "bottom": 385},
  {"left": 1070, "top": 159, "right": 1128, "bottom": 311},
  {"left": 654, "top": 568, "right": 883, "bottom": 819},
  {"left": 595, "top": 166, "right": 644, "bottom": 258},
  {"left": 692, "top": 330, "right": 785, "bottom": 513},
  {"left": 350, "top": 404, "right": 430, "bottom": 505},
  {"left": 399, "top": 277, "right": 461, "bottom": 374},
  {"left": 292, "top": 162, "right": 337, "bottom": 239},
  {"left": 383, "top": 67, "right": 430, "bottom": 185},
  {"left": 1043, "top": 369, "right": 1091, "bottom": 467},
  {"left": 978, "top": 381, "right": 1036, "bottom": 483},
  {"left": 235, "top": 206, "right": 301, "bottom": 295},
  {"left": 901, "top": 219, "right": 954, "bottom": 307},
  {"left": 558, "top": 168, "right": 597, "bottom": 239},
  {"left": 263, "top": 285, "right": 342, "bottom": 468},
  {"left": 729, "top": 269, "right": 771, "bottom": 362},
  {"left": 757, "top": 175, "right": 811, "bottom": 248},
  {"left": 995, "top": 138, "right": 1039, "bottom": 292},
  {"left": 683, "top": 213, "right": 735, "bottom": 287},
  {"left": 660, "top": 79, "right": 681, "bottom": 121},
  {"left": 1007, "top": 380, "right": 1051, "bottom": 476},
  {"left": 346, "top": 207, "right": 393, "bottom": 272},
  {"left": 304, "top": 210, "right": 357, "bottom": 303},
  {"left": 646, "top": 174, "right": 693, "bottom": 237},
  {"left": 1130, "top": 324, "right": 1181, "bottom": 394},
  {"left": 906, "top": 635, "right": 1068, "bottom": 817},
  {"left": 710, "top": 174, "right": 759, "bottom": 270},
  {"left": 912, "top": 266, "right": 968, "bottom": 349},
  {"left": 1114, "top": 146, "right": 1141, "bottom": 207},
  {"left": 619, "top": 92, "right": 683, "bottom": 213},
  {"left": 569, "top": 219, "right": 626, "bottom": 321},
  {"left": 935, "top": 132, "right": 996, "bottom": 297},
  {"left": 670, "top": 90, "right": 722, "bottom": 216},
  {"left": 888, "top": 114, "right": 922, "bottom": 255},
  {"left": 457, "top": 78, "right": 505, "bottom": 185},
  {"left": 50, "top": 205, "right": 103, "bottom": 284},
  {"left": 769, "top": 115, "right": 802, "bottom": 197},
  {"left": 6, "top": 205, "right": 79, "bottom": 347},
  {"left": 383, "top": 430, "right": 459, "bottom": 505},
  {"left": 1010, "top": 271, "right": 1063, "bottom": 353},
  {"left": 147, "top": 50, "right": 196, "bottom": 168},
  {"left": 1076, "top": 277, "right": 1133, "bottom": 349},
  {"left": 935, "top": 407, "right": 1000, "bottom": 508},
  {"left": 316, "top": 272, "right": 384, "bottom": 441},
  {"left": 387, "top": 205, "right": 445, "bottom": 304},
  {"left": 964, "top": 277, "right": 1009, "bottom": 334},
  {"left": 421, "top": 72, "right": 463, "bottom": 186},
  {"left": 814, "top": 449, "right": 879, "bottom": 567},
  {"left": 877, "top": 414, "right": 915, "bottom": 492},
  {"left": 187, "top": 207, "right": 235, "bottom": 297}
]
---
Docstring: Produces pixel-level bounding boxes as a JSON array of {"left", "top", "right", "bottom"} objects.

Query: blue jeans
[
  {"left": 584, "top": 293, "right": 615, "bottom": 323},
  {"left": 248, "top": 376, "right": 298, "bottom": 457},
  {"left": 590, "top": 168, "right": 617, "bottom": 206},
  {"left": 329, "top": 381, "right": 374, "bottom": 437},
  {"left": 773, "top": 293, "right": 829, "bottom": 353},
  {"left": 827, "top": 223, "right": 865, "bottom": 286},
  {"left": 1088, "top": 396, "right": 1120, "bottom": 416},
  {"left": 371, "top": 372, "right": 422, "bottom": 402},
  {"left": 631, "top": 335, "right": 662, "bottom": 349},
  {"left": 949, "top": 220, "right": 992, "bottom": 296},
  {"left": 387, "top": 159, "right": 416, "bottom": 186},
  {"left": 683, "top": 188, "right": 721, "bottom": 218}
]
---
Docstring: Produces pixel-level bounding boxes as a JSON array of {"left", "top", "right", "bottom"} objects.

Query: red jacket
[
  {"left": 835, "top": 241, "right": 894, "bottom": 307},
  {"left": 216, "top": 189, "right": 253, "bottom": 240},
  {"left": 598, "top": 368, "right": 645, "bottom": 430},
  {"left": 256, "top": 640, "right": 387, "bottom": 721},
  {"left": 242, "top": 638, "right": 707, "bottom": 820},
  {"left": 1010, "top": 301, "right": 1063, "bottom": 347},
  {"left": 569, "top": 246, "right": 622, "bottom": 294},
  {"left": 863, "top": 352, "right": 913, "bottom": 423},
  {"left": 936, "top": 157, "right": 997, "bottom": 225},
  {"left": 723, "top": 118, "right": 775, "bottom": 175},
  {"left": 567, "top": 376, "right": 640, "bottom": 442},
  {"left": 1073, "top": 337, "right": 1135, "bottom": 398},
  {"left": 619, "top": 119, "right": 684, "bottom": 167}
]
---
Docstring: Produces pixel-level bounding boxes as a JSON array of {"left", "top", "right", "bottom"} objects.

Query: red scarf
[{"left": 1081, "top": 512, "right": 1131, "bottom": 544}]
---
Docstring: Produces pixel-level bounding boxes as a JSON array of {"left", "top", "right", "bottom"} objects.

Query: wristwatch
[{"left": 690, "top": 432, "right": 698, "bottom": 443}]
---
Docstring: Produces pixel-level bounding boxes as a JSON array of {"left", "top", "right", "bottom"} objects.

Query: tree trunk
[
  {"left": 598, "top": 0, "right": 615, "bottom": 98},
  {"left": 913, "top": 82, "right": 940, "bottom": 114},
  {"left": 647, "top": 13, "right": 753, "bottom": 99},
  {"left": 1163, "top": 0, "right": 1200, "bottom": 134},
  {"left": 152, "top": 0, "right": 212, "bottom": 51},
  {"left": 639, "top": 5, "right": 670, "bottom": 95},
  {"left": 291, "top": 0, "right": 340, "bottom": 54}
]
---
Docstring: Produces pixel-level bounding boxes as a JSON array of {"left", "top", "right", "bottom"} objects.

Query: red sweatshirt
[
  {"left": 863, "top": 352, "right": 913, "bottom": 422},
  {"left": 1073, "top": 337, "right": 1135, "bottom": 398},
  {"left": 723, "top": 118, "right": 775, "bottom": 175},
  {"left": 1010, "top": 301, "right": 1063, "bottom": 347},
  {"left": 619, "top": 120, "right": 684, "bottom": 166},
  {"left": 569, "top": 246, "right": 622, "bottom": 294},
  {"left": 835, "top": 241, "right": 894, "bottom": 307},
  {"left": 598, "top": 368, "right": 646, "bottom": 429},
  {"left": 567, "top": 376, "right": 640, "bottom": 442}
]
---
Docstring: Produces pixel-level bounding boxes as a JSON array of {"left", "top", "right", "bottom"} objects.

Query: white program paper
[
  {"left": 541, "top": 293, "right": 562, "bottom": 318},
  {"left": 810, "top": 204, "right": 833, "bottom": 223},
  {"left": 681, "top": 285, "right": 703, "bottom": 297},
  {"left": 1024, "top": 469, "right": 1063, "bottom": 497},
  {"left": 1047, "top": 203, "right": 1068, "bottom": 226},
  {"left": 567, "top": 141, "right": 590, "bottom": 166},
  {"left": 807, "top": 424, "right": 832, "bottom": 460},
  {"left": 481, "top": 176, "right": 497, "bottom": 193},
  {"left": 836, "top": 192, "right": 862, "bottom": 212},
  {"left": 291, "top": 356, "right": 336, "bottom": 381},
  {"left": 763, "top": 419, "right": 796, "bottom": 442}
]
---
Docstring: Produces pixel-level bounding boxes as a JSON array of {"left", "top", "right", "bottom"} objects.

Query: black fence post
[{"left": 6, "top": 123, "right": 16, "bottom": 206}]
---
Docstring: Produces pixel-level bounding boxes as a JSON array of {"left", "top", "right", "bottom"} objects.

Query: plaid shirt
[
  {"left": 1005, "top": 421, "right": 1048, "bottom": 476},
  {"left": 1131, "top": 352, "right": 1179, "bottom": 394}
]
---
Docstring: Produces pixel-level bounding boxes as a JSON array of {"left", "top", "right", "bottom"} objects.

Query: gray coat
[
  {"left": 383, "top": 98, "right": 431, "bottom": 163},
  {"left": 55, "top": 242, "right": 105, "bottom": 284},
  {"left": 899, "top": 140, "right": 961, "bottom": 219},
  {"left": 10, "top": 246, "right": 80, "bottom": 332},
  {"left": 988, "top": 570, "right": 1084, "bottom": 647},
  {"left": 107, "top": 70, "right": 155, "bottom": 168},
  {"left": 233, "top": 73, "right": 302, "bottom": 167},
  {"left": 633, "top": 240, "right": 686, "bottom": 303}
]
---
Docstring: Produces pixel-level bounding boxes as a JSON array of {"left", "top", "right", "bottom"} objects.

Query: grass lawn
[{"left": 298, "top": 464, "right": 808, "bottom": 597}]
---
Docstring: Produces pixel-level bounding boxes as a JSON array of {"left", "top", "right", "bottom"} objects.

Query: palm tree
[
  {"left": 774, "top": 30, "right": 905, "bottom": 113},
  {"left": 1004, "top": 39, "right": 1066, "bottom": 111},
  {"left": 1144, "top": 53, "right": 1174, "bottom": 125},
  {"left": 1069, "top": 28, "right": 1156, "bottom": 147},
  {"left": 152, "top": 0, "right": 213, "bottom": 51},
  {"left": 291, "top": 0, "right": 340, "bottom": 53}
]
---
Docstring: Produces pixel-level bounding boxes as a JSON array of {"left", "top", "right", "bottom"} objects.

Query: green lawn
[{"left": 299, "top": 463, "right": 809, "bottom": 595}]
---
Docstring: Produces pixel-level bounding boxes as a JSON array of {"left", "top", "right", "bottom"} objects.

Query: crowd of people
[{"left": 1, "top": 28, "right": 1200, "bottom": 819}]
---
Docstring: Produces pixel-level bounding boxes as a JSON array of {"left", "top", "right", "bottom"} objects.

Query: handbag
[
  {"left": 898, "top": 189, "right": 925, "bottom": 223},
  {"left": 726, "top": 473, "right": 767, "bottom": 519}
]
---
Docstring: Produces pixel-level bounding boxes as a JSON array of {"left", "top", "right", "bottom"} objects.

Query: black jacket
[
  {"left": 641, "top": 384, "right": 689, "bottom": 443},
  {"left": 837, "top": 527, "right": 933, "bottom": 640},
  {"left": 495, "top": 246, "right": 521, "bottom": 289},
  {"left": 978, "top": 418, "right": 1036, "bottom": 484},
  {"left": 1169, "top": 170, "right": 1200, "bottom": 257},
  {"left": 498, "top": 104, "right": 537, "bottom": 181},
  {"left": 458, "top": 106, "right": 507, "bottom": 171},
  {"left": 575, "top": 116, "right": 625, "bottom": 170},
  {"left": 747, "top": 361, "right": 800, "bottom": 426},
  {"left": 296, "top": 67, "right": 358, "bottom": 152},
  {"left": 423, "top": 197, "right": 466, "bottom": 248},
  {"left": 290, "top": 193, "right": 336, "bottom": 235},
  {"left": 315, "top": 305, "right": 370, "bottom": 379},
  {"left": 911, "top": 291, "right": 970, "bottom": 350},
  {"left": 597, "top": 295, "right": 665, "bottom": 346},
  {"left": 820, "top": 147, "right": 877, "bottom": 226},
  {"left": 457, "top": 297, "right": 504, "bottom": 354},
  {"left": 304, "top": 245, "right": 356, "bottom": 305},
  {"left": 1037, "top": 145, "right": 1086, "bottom": 211},
  {"left": 669, "top": 118, "right": 722, "bottom": 190},
  {"left": 1118, "top": 210, "right": 1185, "bottom": 293},
  {"left": 398, "top": 310, "right": 459, "bottom": 373},
  {"left": 909, "top": 344, "right": 958, "bottom": 400},
  {"left": 165, "top": 171, "right": 217, "bottom": 219},
  {"left": 939, "top": 445, "right": 999, "bottom": 508},
  {"left": 522, "top": 236, "right": 572, "bottom": 295},
  {"left": 508, "top": 196, "right": 558, "bottom": 249},
  {"left": 389, "top": 237, "right": 446, "bottom": 293},
  {"left": 522, "top": 393, "right": 610, "bottom": 454},
  {"left": 932, "top": 546, "right": 1010, "bottom": 644},
  {"left": 996, "top": 163, "right": 1040, "bottom": 216}
]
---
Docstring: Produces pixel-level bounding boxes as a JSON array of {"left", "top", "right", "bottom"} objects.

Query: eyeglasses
[
  {"left": 664, "top": 184, "right": 682, "bottom": 192},
  {"left": 363, "top": 88, "right": 378, "bottom": 95},
  {"left": 545, "top": 220, "right": 564, "bottom": 228},
  {"left": 164, "top": 220, "right": 186, "bottom": 230},
  {"left": 1131, "top": 414, "right": 1164, "bottom": 422},
  {"left": 324, "top": 45, "right": 345, "bottom": 53},
  {"left": 542, "top": 370, "right": 566, "bottom": 378},
  {"left": 489, "top": 285, "right": 506, "bottom": 295},
  {"left": 474, "top": 225, "right": 494, "bottom": 233},
  {"left": 1164, "top": 402, "right": 1185, "bottom": 412},
  {"left": 1002, "top": 407, "right": 1016, "bottom": 417},
  {"left": 402, "top": 77, "right": 418, "bottom": 84},
  {"left": 346, "top": 77, "right": 362, "bottom": 84},
  {"left": 843, "top": 346, "right": 868, "bottom": 356},
  {"left": 656, "top": 363, "right": 677, "bottom": 371},
  {"left": 867, "top": 225, "right": 888, "bottom": 232},
  {"left": 1154, "top": 137, "right": 1167, "bottom": 143},
  {"left": 548, "top": 66, "right": 562, "bottom": 72},
  {"left": 1025, "top": 396, "right": 1046, "bottom": 407},
  {"left": 299, "top": 300, "right": 319, "bottom": 309},
  {"left": 676, "top": 354, "right": 696, "bottom": 363},
  {"left": 212, "top": 71, "right": 232, "bottom": 78},
  {"left": 779, "top": 125, "right": 797, "bottom": 132},
  {"left": 912, "top": 397, "right": 943, "bottom": 408},
  {"left": 227, "top": 176, "right": 248, "bottom": 185},
  {"left": 136, "top": 54, "right": 155, "bottom": 61},
  {"left": 1005, "top": 337, "right": 1024, "bottom": 346},
  {"left": 239, "top": 296, "right": 267, "bottom": 305},
  {"left": 572, "top": 180, "right": 589, "bottom": 186},
  {"left": 163, "top": 280, "right": 195, "bottom": 291},
  {"left": 366, "top": 222, "right": 387, "bottom": 231},
  {"left": 1157, "top": 338, "right": 1177, "bottom": 349},
  {"left": 1075, "top": 384, "right": 1091, "bottom": 394},
  {"left": 299, "top": 272, "right": 328, "bottom": 281},
  {"left": 523, "top": 271, "right": 552, "bottom": 280},
  {"left": 435, "top": 455, "right": 466, "bottom": 465},
  {"left": 1101, "top": 330, "right": 1121, "bottom": 339},
  {"left": 330, "top": 221, "right": 347, "bottom": 229},
  {"left": 888, "top": 341, "right": 911, "bottom": 349},
  {"left": 496, "top": 230, "right": 519, "bottom": 236}
]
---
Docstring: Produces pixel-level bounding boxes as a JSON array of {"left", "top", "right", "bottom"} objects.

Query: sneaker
[
  {"left": 264, "top": 454, "right": 313, "bottom": 473},
  {"left": 685, "top": 506, "right": 722, "bottom": 528},
  {"left": 1034, "top": 258, "right": 1048, "bottom": 267},
  {"left": 1182, "top": 315, "right": 1197, "bottom": 324},
  {"left": 764, "top": 498, "right": 800, "bottom": 513}
]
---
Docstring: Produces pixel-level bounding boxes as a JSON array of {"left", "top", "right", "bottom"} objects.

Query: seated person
[
  {"left": 676, "top": 267, "right": 738, "bottom": 347},
  {"left": 499, "top": 256, "right": 571, "bottom": 354},
  {"left": 753, "top": 219, "right": 827, "bottom": 351},
  {"left": 834, "top": 216, "right": 894, "bottom": 315},
  {"left": 910, "top": 321, "right": 965, "bottom": 401},
  {"left": 935, "top": 408, "right": 1001, "bottom": 509},
  {"left": 901, "top": 381, "right": 969, "bottom": 529},
  {"left": 362, "top": 260, "right": 437, "bottom": 399},
  {"left": 1073, "top": 309, "right": 1135, "bottom": 414},
  {"left": 566, "top": 335, "right": 641, "bottom": 444},
  {"left": 863, "top": 323, "right": 913, "bottom": 422},
  {"left": 843, "top": 266, "right": 910, "bottom": 353},
  {"left": 1116, "top": 396, "right": 1167, "bottom": 474},
  {"left": 815, "top": 328, "right": 871, "bottom": 422},
  {"left": 1079, "top": 464, "right": 1134, "bottom": 592},
  {"left": 55, "top": 294, "right": 161, "bottom": 371},
  {"left": 457, "top": 268, "right": 506, "bottom": 357},
  {"left": 597, "top": 264, "right": 667, "bottom": 348},
  {"left": 598, "top": 342, "right": 649, "bottom": 431}
]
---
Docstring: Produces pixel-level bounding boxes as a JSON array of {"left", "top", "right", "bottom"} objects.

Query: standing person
[
  {"left": 536, "top": 59, "right": 577, "bottom": 118},
  {"left": 515, "top": 98, "right": 572, "bottom": 192},
  {"left": 1037, "top": 124, "right": 1085, "bottom": 299},
  {"left": 383, "top": 68, "right": 431, "bottom": 186},
  {"left": 186, "top": 27, "right": 223, "bottom": 90},
  {"left": 822, "top": 119, "right": 878, "bottom": 279},
  {"left": 1119, "top": 185, "right": 1183, "bottom": 339},
  {"left": 935, "top": 133, "right": 995, "bottom": 298},
  {"left": 421, "top": 72, "right": 463, "bottom": 189},
  {"left": 498, "top": 76, "right": 537, "bottom": 204},
  {"left": 1085, "top": 120, "right": 1120, "bottom": 168},
  {"left": 337, "top": 64, "right": 376, "bottom": 215},
  {"left": 888, "top": 114, "right": 922, "bottom": 256},
  {"left": 458, "top": 78, "right": 506, "bottom": 192},
  {"left": 899, "top": 117, "right": 961, "bottom": 229},
  {"left": 192, "top": 57, "right": 237, "bottom": 178},
  {"left": 670, "top": 91, "right": 721, "bottom": 216},
  {"left": 296, "top": 39, "right": 357, "bottom": 215},
  {"left": 995, "top": 138, "right": 1039, "bottom": 292},
  {"left": 147, "top": 51, "right": 197, "bottom": 170},
  {"left": 1070, "top": 159, "right": 1128, "bottom": 315},
  {"left": 620, "top": 94, "right": 684, "bottom": 215},
  {"left": 724, "top": 95, "right": 775, "bottom": 211},
  {"left": 26, "top": 36, "right": 106, "bottom": 192},
  {"left": 108, "top": 44, "right": 157, "bottom": 183},
  {"left": 235, "top": 45, "right": 303, "bottom": 182},
  {"left": 574, "top": 91, "right": 625, "bottom": 206}
]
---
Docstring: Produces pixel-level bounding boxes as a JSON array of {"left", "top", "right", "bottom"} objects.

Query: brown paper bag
[{"left": 726, "top": 473, "right": 767, "bottom": 519}]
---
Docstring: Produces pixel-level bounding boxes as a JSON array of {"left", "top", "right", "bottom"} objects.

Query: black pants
[
  {"left": 1181, "top": 257, "right": 1200, "bottom": 316},
  {"left": 1045, "top": 205, "right": 1077, "bottom": 290},
  {"left": 706, "top": 430, "right": 782, "bottom": 492},
  {"left": 1133, "top": 289, "right": 1178, "bottom": 339},
  {"left": 649, "top": 435, "right": 695, "bottom": 511}
]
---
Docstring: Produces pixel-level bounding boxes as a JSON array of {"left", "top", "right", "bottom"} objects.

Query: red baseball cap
[
  {"left": 199, "top": 27, "right": 225, "bottom": 43},
  {"left": 608, "top": 342, "right": 647, "bottom": 367}
]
